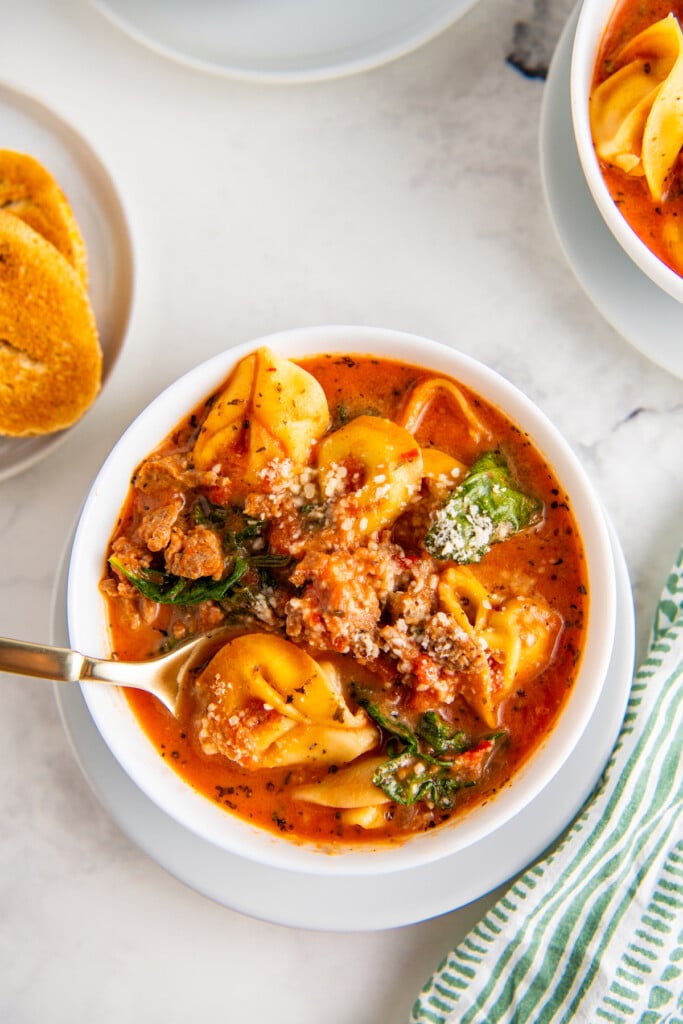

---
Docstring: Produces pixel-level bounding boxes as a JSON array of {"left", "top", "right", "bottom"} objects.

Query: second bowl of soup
[
  {"left": 67, "top": 325, "right": 616, "bottom": 875},
  {"left": 572, "top": 0, "right": 683, "bottom": 303}
]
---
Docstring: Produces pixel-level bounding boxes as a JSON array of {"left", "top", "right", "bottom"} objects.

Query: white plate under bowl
[
  {"left": 94, "top": 0, "right": 480, "bottom": 83},
  {"left": 65, "top": 326, "right": 617, "bottom": 878},
  {"left": 52, "top": 517, "right": 634, "bottom": 931},
  {"left": 540, "top": 5, "right": 683, "bottom": 380},
  {"left": 0, "top": 80, "right": 134, "bottom": 480}
]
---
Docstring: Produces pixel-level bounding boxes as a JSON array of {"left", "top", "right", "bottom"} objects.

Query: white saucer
[
  {"left": 540, "top": 7, "right": 683, "bottom": 381},
  {"left": 0, "top": 80, "right": 134, "bottom": 481},
  {"left": 94, "top": 0, "right": 479, "bottom": 83},
  {"left": 50, "top": 518, "right": 634, "bottom": 932}
]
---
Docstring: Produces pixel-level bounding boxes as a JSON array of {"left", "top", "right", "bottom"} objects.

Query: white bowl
[
  {"left": 67, "top": 325, "right": 617, "bottom": 876},
  {"left": 570, "top": 0, "right": 683, "bottom": 305}
]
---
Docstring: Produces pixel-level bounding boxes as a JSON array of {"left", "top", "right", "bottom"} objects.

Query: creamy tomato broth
[
  {"left": 590, "top": 1, "right": 683, "bottom": 276},
  {"left": 100, "top": 350, "right": 588, "bottom": 847}
]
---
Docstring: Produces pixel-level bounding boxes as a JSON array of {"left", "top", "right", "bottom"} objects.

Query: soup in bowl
[
  {"left": 67, "top": 326, "right": 616, "bottom": 875},
  {"left": 572, "top": 0, "right": 683, "bottom": 303}
]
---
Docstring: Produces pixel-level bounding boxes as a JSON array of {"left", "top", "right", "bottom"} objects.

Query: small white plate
[
  {"left": 94, "top": 0, "right": 479, "bottom": 83},
  {"left": 50, "top": 521, "right": 634, "bottom": 931},
  {"left": 540, "top": 7, "right": 683, "bottom": 381},
  {"left": 0, "top": 81, "right": 134, "bottom": 480}
]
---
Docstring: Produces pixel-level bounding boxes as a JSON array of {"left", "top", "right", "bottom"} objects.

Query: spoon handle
[
  {"left": 0, "top": 636, "right": 92, "bottom": 683},
  {"left": 0, "top": 636, "right": 135, "bottom": 686}
]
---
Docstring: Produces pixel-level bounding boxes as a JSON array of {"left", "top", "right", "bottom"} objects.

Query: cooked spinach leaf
[
  {"left": 425, "top": 450, "right": 542, "bottom": 563},
  {"left": 356, "top": 697, "right": 505, "bottom": 809},
  {"left": 355, "top": 697, "right": 419, "bottom": 754},
  {"left": 373, "top": 751, "right": 476, "bottom": 809},
  {"left": 358, "top": 700, "right": 469, "bottom": 758},
  {"left": 416, "top": 710, "right": 469, "bottom": 756},
  {"left": 109, "top": 556, "right": 249, "bottom": 605},
  {"left": 192, "top": 498, "right": 264, "bottom": 545}
]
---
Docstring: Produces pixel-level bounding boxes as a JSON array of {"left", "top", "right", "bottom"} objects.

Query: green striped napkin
[{"left": 412, "top": 548, "right": 683, "bottom": 1024}]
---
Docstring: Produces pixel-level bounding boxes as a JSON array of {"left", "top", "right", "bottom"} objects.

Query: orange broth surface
[
  {"left": 592, "top": 0, "right": 683, "bottom": 277},
  {"left": 102, "top": 354, "right": 588, "bottom": 848}
]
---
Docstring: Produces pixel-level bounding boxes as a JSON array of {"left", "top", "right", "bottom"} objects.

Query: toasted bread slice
[
  {"left": 0, "top": 149, "right": 88, "bottom": 288},
  {"left": 0, "top": 210, "right": 101, "bottom": 436}
]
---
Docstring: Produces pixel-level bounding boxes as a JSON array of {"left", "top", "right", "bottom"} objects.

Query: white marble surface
[{"left": 1, "top": 0, "right": 682, "bottom": 1021}]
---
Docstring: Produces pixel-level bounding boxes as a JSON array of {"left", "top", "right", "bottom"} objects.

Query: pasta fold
[
  {"left": 480, "top": 597, "right": 562, "bottom": 693},
  {"left": 420, "top": 447, "right": 467, "bottom": 494},
  {"left": 591, "top": 13, "right": 683, "bottom": 200},
  {"left": 293, "top": 756, "right": 390, "bottom": 830},
  {"left": 397, "top": 377, "right": 491, "bottom": 444},
  {"left": 194, "top": 634, "right": 378, "bottom": 769},
  {"left": 438, "top": 567, "right": 561, "bottom": 725},
  {"left": 193, "top": 347, "right": 330, "bottom": 493},
  {"left": 316, "top": 415, "right": 423, "bottom": 542},
  {"left": 292, "top": 756, "right": 390, "bottom": 808}
]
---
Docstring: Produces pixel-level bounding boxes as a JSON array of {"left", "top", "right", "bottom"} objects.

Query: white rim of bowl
[
  {"left": 570, "top": 0, "right": 683, "bottom": 304},
  {"left": 67, "top": 325, "right": 617, "bottom": 876}
]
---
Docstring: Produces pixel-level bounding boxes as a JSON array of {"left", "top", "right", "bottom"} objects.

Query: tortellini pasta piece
[
  {"left": 438, "top": 565, "right": 492, "bottom": 633},
  {"left": 590, "top": 14, "right": 683, "bottom": 200},
  {"left": 438, "top": 567, "right": 562, "bottom": 725},
  {"left": 421, "top": 447, "right": 467, "bottom": 495},
  {"left": 293, "top": 756, "right": 390, "bottom": 829},
  {"left": 398, "top": 377, "right": 491, "bottom": 445},
  {"left": 293, "top": 756, "right": 389, "bottom": 807},
  {"left": 193, "top": 347, "right": 330, "bottom": 493},
  {"left": 421, "top": 447, "right": 467, "bottom": 480},
  {"left": 193, "top": 633, "right": 378, "bottom": 769},
  {"left": 479, "top": 597, "right": 562, "bottom": 694},
  {"left": 315, "top": 415, "right": 423, "bottom": 542},
  {"left": 340, "top": 807, "right": 388, "bottom": 829}
]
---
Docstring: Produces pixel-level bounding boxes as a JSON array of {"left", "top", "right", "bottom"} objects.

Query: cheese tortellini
[
  {"left": 398, "top": 377, "right": 491, "bottom": 445},
  {"left": 591, "top": 13, "right": 683, "bottom": 200},
  {"left": 194, "top": 633, "right": 378, "bottom": 769},
  {"left": 315, "top": 415, "right": 423, "bottom": 543},
  {"left": 293, "top": 757, "right": 391, "bottom": 829},
  {"left": 193, "top": 347, "right": 330, "bottom": 494},
  {"left": 438, "top": 567, "right": 562, "bottom": 726}
]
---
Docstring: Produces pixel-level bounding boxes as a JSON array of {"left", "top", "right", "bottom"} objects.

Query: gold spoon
[{"left": 0, "top": 631, "right": 227, "bottom": 715}]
